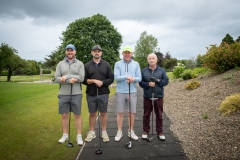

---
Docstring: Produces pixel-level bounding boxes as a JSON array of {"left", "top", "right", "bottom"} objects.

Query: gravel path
[{"left": 163, "top": 69, "right": 240, "bottom": 160}]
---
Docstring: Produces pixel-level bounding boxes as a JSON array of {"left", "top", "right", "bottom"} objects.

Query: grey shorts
[
  {"left": 87, "top": 94, "right": 109, "bottom": 113},
  {"left": 116, "top": 92, "right": 137, "bottom": 113},
  {"left": 58, "top": 94, "right": 82, "bottom": 115}
]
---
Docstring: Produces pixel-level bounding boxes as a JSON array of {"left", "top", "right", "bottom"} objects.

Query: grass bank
[{"left": 0, "top": 82, "right": 116, "bottom": 160}]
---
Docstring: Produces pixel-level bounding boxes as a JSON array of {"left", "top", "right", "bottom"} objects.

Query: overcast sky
[{"left": 0, "top": 0, "right": 239, "bottom": 61}]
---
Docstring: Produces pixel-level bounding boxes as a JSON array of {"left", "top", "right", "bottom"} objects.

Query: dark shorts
[
  {"left": 58, "top": 94, "right": 82, "bottom": 115},
  {"left": 87, "top": 94, "right": 109, "bottom": 113}
]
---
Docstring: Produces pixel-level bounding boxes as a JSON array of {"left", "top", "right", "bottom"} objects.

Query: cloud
[{"left": 0, "top": 0, "right": 240, "bottom": 61}]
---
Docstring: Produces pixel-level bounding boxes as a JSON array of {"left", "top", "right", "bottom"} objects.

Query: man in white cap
[{"left": 114, "top": 46, "right": 142, "bottom": 141}]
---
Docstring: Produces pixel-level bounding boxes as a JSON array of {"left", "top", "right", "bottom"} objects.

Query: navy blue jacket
[{"left": 139, "top": 65, "right": 169, "bottom": 98}]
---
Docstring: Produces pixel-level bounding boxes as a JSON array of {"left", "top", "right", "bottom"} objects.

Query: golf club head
[
  {"left": 125, "top": 141, "right": 132, "bottom": 149},
  {"left": 147, "top": 137, "right": 153, "bottom": 142},
  {"left": 95, "top": 148, "right": 102, "bottom": 154},
  {"left": 66, "top": 142, "right": 73, "bottom": 148}
]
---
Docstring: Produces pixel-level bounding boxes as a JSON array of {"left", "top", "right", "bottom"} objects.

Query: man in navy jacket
[{"left": 139, "top": 53, "right": 169, "bottom": 140}]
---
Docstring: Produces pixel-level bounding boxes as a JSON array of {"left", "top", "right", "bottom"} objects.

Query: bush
[
  {"left": 0, "top": 71, "right": 14, "bottom": 76},
  {"left": 218, "top": 93, "right": 240, "bottom": 115},
  {"left": 14, "top": 69, "right": 25, "bottom": 75},
  {"left": 180, "top": 67, "right": 211, "bottom": 80},
  {"left": 192, "top": 67, "right": 211, "bottom": 75},
  {"left": 42, "top": 69, "right": 51, "bottom": 74},
  {"left": 173, "top": 67, "right": 185, "bottom": 79},
  {"left": 181, "top": 69, "right": 193, "bottom": 80},
  {"left": 24, "top": 68, "right": 34, "bottom": 75},
  {"left": 1, "top": 71, "right": 9, "bottom": 76},
  {"left": 202, "top": 42, "right": 240, "bottom": 73},
  {"left": 184, "top": 80, "right": 201, "bottom": 90}
]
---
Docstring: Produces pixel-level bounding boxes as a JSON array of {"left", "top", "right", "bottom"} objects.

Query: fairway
[{"left": 0, "top": 82, "right": 116, "bottom": 160}]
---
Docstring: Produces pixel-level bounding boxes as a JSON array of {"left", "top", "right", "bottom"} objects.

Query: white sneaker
[
  {"left": 159, "top": 134, "right": 165, "bottom": 141},
  {"left": 142, "top": 132, "right": 148, "bottom": 139},
  {"left": 115, "top": 131, "right": 123, "bottom": 141},
  {"left": 76, "top": 134, "right": 83, "bottom": 145},
  {"left": 128, "top": 130, "right": 139, "bottom": 140},
  {"left": 85, "top": 131, "right": 96, "bottom": 142},
  {"left": 102, "top": 131, "right": 110, "bottom": 142},
  {"left": 58, "top": 133, "right": 68, "bottom": 143}
]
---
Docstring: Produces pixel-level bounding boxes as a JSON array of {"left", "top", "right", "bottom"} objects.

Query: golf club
[
  {"left": 95, "top": 86, "right": 102, "bottom": 154},
  {"left": 125, "top": 82, "right": 132, "bottom": 149},
  {"left": 147, "top": 87, "right": 154, "bottom": 142},
  {"left": 67, "top": 84, "right": 74, "bottom": 148}
]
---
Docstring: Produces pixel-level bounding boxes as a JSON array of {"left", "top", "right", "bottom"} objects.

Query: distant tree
[
  {"left": 164, "top": 52, "right": 171, "bottom": 59},
  {"left": 221, "top": 33, "right": 234, "bottom": 45},
  {"left": 195, "top": 54, "right": 203, "bottom": 67},
  {"left": 178, "top": 59, "right": 186, "bottom": 65},
  {"left": 43, "top": 50, "right": 59, "bottom": 70},
  {"left": 5, "top": 54, "right": 26, "bottom": 81},
  {"left": 52, "top": 14, "right": 122, "bottom": 68},
  {"left": 23, "top": 60, "right": 40, "bottom": 75},
  {"left": 0, "top": 43, "right": 27, "bottom": 81},
  {"left": 134, "top": 31, "right": 159, "bottom": 69},
  {"left": 155, "top": 51, "right": 164, "bottom": 67},
  {"left": 0, "top": 43, "right": 15, "bottom": 73},
  {"left": 163, "top": 58, "right": 177, "bottom": 71},
  {"left": 235, "top": 36, "right": 240, "bottom": 43},
  {"left": 184, "top": 57, "right": 196, "bottom": 69}
]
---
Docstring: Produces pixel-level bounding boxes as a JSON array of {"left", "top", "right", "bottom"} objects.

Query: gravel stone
[{"left": 164, "top": 69, "right": 240, "bottom": 160}]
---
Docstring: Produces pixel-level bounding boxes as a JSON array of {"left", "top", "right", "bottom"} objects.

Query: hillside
[{"left": 164, "top": 69, "right": 240, "bottom": 160}]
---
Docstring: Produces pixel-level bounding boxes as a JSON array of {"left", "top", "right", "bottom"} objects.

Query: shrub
[
  {"left": 181, "top": 69, "right": 193, "bottom": 80},
  {"left": 202, "top": 113, "right": 208, "bottom": 119},
  {"left": 0, "top": 71, "right": 14, "bottom": 76},
  {"left": 1, "top": 71, "right": 9, "bottom": 76},
  {"left": 173, "top": 67, "right": 185, "bottom": 79},
  {"left": 192, "top": 67, "right": 211, "bottom": 75},
  {"left": 42, "top": 69, "right": 51, "bottom": 74},
  {"left": 222, "top": 73, "right": 233, "bottom": 80},
  {"left": 14, "top": 69, "right": 25, "bottom": 75},
  {"left": 202, "top": 42, "right": 240, "bottom": 73},
  {"left": 184, "top": 80, "right": 201, "bottom": 90},
  {"left": 218, "top": 93, "right": 240, "bottom": 115}
]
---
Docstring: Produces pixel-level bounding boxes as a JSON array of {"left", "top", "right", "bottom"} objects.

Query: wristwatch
[{"left": 157, "top": 79, "right": 160, "bottom": 82}]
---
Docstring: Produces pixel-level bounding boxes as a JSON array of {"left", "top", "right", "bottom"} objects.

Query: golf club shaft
[
  {"left": 152, "top": 88, "right": 154, "bottom": 138},
  {"left": 69, "top": 84, "right": 73, "bottom": 143},
  {"left": 97, "top": 87, "right": 101, "bottom": 149},
  {"left": 129, "top": 82, "right": 131, "bottom": 141}
]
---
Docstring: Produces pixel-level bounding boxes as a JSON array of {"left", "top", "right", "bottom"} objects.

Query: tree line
[{"left": 1, "top": 14, "right": 240, "bottom": 81}]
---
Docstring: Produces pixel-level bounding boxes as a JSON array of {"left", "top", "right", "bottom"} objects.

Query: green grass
[
  {"left": 0, "top": 74, "right": 55, "bottom": 82},
  {"left": 167, "top": 72, "right": 173, "bottom": 80},
  {"left": 0, "top": 82, "right": 116, "bottom": 160}
]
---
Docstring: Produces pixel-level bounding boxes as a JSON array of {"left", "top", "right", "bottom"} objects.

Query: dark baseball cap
[{"left": 92, "top": 45, "right": 102, "bottom": 51}]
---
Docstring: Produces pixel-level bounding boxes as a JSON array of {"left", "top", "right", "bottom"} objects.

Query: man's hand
[
  {"left": 60, "top": 76, "right": 67, "bottom": 82},
  {"left": 150, "top": 77, "right": 160, "bottom": 82},
  {"left": 69, "top": 78, "right": 77, "bottom": 84},
  {"left": 149, "top": 82, "right": 155, "bottom": 87},
  {"left": 126, "top": 76, "right": 135, "bottom": 83},
  {"left": 94, "top": 80, "right": 103, "bottom": 87}
]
